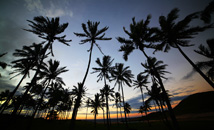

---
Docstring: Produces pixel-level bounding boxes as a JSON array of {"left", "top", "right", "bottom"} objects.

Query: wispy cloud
[
  {"left": 24, "top": 0, "right": 73, "bottom": 17},
  {"left": 181, "top": 69, "right": 196, "bottom": 81}
]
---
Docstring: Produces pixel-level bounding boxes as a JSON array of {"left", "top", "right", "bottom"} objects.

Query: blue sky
[{"left": 0, "top": 0, "right": 213, "bottom": 118}]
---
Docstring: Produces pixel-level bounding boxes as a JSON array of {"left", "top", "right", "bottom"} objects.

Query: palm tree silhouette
[
  {"left": 111, "top": 63, "right": 134, "bottom": 127},
  {"left": 142, "top": 57, "right": 172, "bottom": 128},
  {"left": 12, "top": 16, "right": 71, "bottom": 116},
  {"left": 133, "top": 73, "right": 150, "bottom": 123},
  {"left": 200, "top": 1, "right": 214, "bottom": 24},
  {"left": 70, "top": 83, "right": 86, "bottom": 130},
  {"left": 117, "top": 15, "right": 179, "bottom": 129},
  {"left": 155, "top": 8, "right": 214, "bottom": 89},
  {"left": 89, "top": 93, "right": 104, "bottom": 127},
  {"left": 0, "top": 53, "right": 7, "bottom": 77},
  {"left": 124, "top": 102, "right": 131, "bottom": 120},
  {"left": 113, "top": 92, "right": 121, "bottom": 124},
  {"left": 71, "top": 20, "right": 111, "bottom": 129},
  {"left": 195, "top": 39, "right": 214, "bottom": 81},
  {"left": 0, "top": 43, "right": 44, "bottom": 114},
  {"left": 74, "top": 20, "right": 112, "bottom": 86},
  {"left": 31, "top": 59, "right": 68, "bottom": 119},
  {"left": 100, "top": 84, "right": 115, "bottom": 128},
  {"left": 85, "top": 98, "right": 91, "bottom": 120},
  {"left": 92, "top": 55, "right": 114, "bottom": 129}
]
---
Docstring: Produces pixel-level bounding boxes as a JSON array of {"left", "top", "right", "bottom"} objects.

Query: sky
[{"left": 0, "top": 0, "right": 213, "bottom": 119}]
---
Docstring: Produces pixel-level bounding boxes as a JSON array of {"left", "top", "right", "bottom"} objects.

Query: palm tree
[
  {"left": 12, "top": 16, "right": 71, "bottom": 116},
  {"left": 31, "top": 59, "right": 68, "bottom": 118},
  {"left": 91, "top": 55, "right": 114, "bottom": 129},
  {"left": 71, "top": 21, "right": 111, "bottom": 129},
  {"left": 70, "top": 83, "right": 87, "bottom": 130},
  {"left": 200, "top": 1, "right": 214, "bottom": 24},
  {"left": 194, "top": 39, "right": 214, "bottom": 81},
  {"left": 114, "top": 92, "right": 121, "bottom": 124},
  {"left": 85, "top": 98, "right": 91, "bottom": 120},
  {"left": 124, "top": 102, "right": 131, "bottom": 120},
  {"left": 74, "top": 20, "right": 112, "bottom": 86},
  {"left": 100, "top": 84, "right": 115, "bottom": 128},
  {"left": 111, "top": 63, "right": 134, "bottom": 127},
  {"left": 117, "top": 15, "right": 179, "bottom": 129},
  {"left": 133, "top": 73, "right": 150, "bottom": 123},
  {"left": 0, "top": 53, "right": 7, "bottom": 77},
  {"left": 89, "top": 93, "right": 104, "bottom": 127},
  {"left": 155, "top": 8, "right": 214, "bottom": 89},
  {"left": 0, "top": 43, "right": 44, "bottom": 114}
]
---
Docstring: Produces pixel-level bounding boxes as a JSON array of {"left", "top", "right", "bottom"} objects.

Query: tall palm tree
[
  {"left": 117, "top": 13, "right": 179, "bottom": 128},
  {"left": 111, "top": 63, "right": 134, "bottom": 127},
  {"left": 0, "top": 53, "right": 7, "bottom": 77},
  {"left": 194, "top": 39, "right": 214, "bottom": 81},
  {"left": 155, "top": 8, "right": 214, "bottom": 89},
  {"left": 71, "top": 21, "right": 111, "bottom": 129},
  {"left": 0, "top": 43, "right": 44, "bottom": 114},
  {"left": 74, "top": 20, "right": 112, "bottom": 86},
  {"left": 92, "top": 55, "right": 114, "bottom": 129},
  {"left": 133, "top": 73, "right": 150, "bottom": 122},
  {"left": 89, "top": 93, "right": 104, "bottom": 127},
  {"left": 12, "top": 16, "right": 71, "bottom": 116},
  {"left": 70, "top": 83, "right": 87, "bottom": 130}
]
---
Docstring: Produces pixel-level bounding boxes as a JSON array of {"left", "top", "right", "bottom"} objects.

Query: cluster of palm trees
[{"left": 0, "top": 1, "right": 213, "bottom": 130}]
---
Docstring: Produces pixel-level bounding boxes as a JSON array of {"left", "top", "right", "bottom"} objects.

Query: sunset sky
[{"left": 0, "top": 0, "right": 213, "bottom": 119}]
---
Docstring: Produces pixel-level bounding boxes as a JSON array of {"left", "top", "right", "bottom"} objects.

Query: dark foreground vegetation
[
  {"left": 1, "top": 91, "right": 214, "bottom": 130},
  {"left": 1, "top": 113, "right": 214, "bottom": 130}
]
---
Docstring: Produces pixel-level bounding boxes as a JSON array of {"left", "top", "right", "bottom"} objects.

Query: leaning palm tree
[
  {"left": 111, "top": 63, "right": 134, "bottom": 127},
  {"left": 74, "top": 21, "right": 112, "bottom": 86},
  {"left": 12, "top": 16, "right": 71, "bottom": 116},
  {"left": 194, "top": 39, "right": 214, "bottom": 81},
  {"left": 200, "top": 1, "right": 214, "bottom": 24},
  {"left": 0, "top": 43, "right": 44, "bottom": 114},
  {"left": 117, "top": 14, "right": 179, "bottom": 129},
  {"left": 89, "top": 93, "right": 104, "bottom": 127},
  {"left": 155, "top": 8, "right": 214, "bottom": 89},
  {"left": 91, "top": 55, "right": 114, "bottom": 129}
]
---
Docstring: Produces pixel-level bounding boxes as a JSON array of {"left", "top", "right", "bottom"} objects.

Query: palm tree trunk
[
  {"left": 94, "top": 114, "right": 97, "bottom": 128},
  {"left": 103, "top": 109, "right": 106, "bottom": 124},
  {"left": 140, "top": 87, "right": 150, "bottom": 125},
  {"left": 82, "top": 42, "right": 94, "bottom": 86},
  {"left": 0, "top": 71, "right": 28, "bottom": 114},
  {"left": 104, "top": 76, "right": 110, "bottom": 130},
  {"left": 120, "top": 83, "right": 128, "bottom": 128},
  {"left": 175, "top": 43, "right": 214, "bottom": 89}
]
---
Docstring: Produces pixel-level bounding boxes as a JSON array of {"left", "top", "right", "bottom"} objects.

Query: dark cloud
[
  {"left": 126, "top": 94, "right": 150, "bottom": 109},
  {"left": 181, "top": 70, "right": 196, "bottom": 81},
  {"left": 170, "top": 95, "right": 188, "bottom": 102},
  {"left": 163, "top": 77, "right": 175, "bottom": 84}
]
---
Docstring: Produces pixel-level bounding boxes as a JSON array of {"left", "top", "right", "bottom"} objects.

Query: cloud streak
[{"left": 24, "top": 0, "right": 73, "bottom": 18}]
